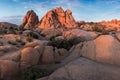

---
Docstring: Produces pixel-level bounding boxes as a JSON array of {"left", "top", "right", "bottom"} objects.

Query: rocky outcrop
[
  {"left": 21, "top": 47, "right": 40, "bottom": 66},
  {"left": 38, "top": 58, "right": 120, "bottom": 80},
  {"left": 99, "top": 19, "right": 120, "bottom": 31},
  {"left": 19, "top": 10, "right": 39, "bottom": 29},
  {"left": 0, "top": 60, "right": 19, "bottom": 79},
  {"left": 63, "top": 35, "right": 120, "bottom": 66},
  {"left": 38, "top": 7, "right": 76, "bottom": 29},
  {"left": 41, "top": 46, "right": 54, "bottom": 64},
  {"left": 63, "top": 29, "right": 98, "bottom": 44},
  {"left": 0, "top": 22, "right": 17, "bottom": 30}
]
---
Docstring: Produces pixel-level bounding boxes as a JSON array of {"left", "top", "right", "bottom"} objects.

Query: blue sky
[{"left": 0, "top": 0, "right": 120, "bottom": 24}]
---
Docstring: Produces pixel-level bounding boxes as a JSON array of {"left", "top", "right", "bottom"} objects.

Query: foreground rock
[
  {"left": 38, "top": 58, "right": 120, "bottom": 80},
  {"left": 63, "top": 35, "right": 120, "bottom": 66},
  {"left": 0, "top": 60, "right": 19, "bottom": 79},
  {"left": 41, "top": 46, "right": 54, "bottom": 64},
  {"left": 21, "top": 47, "right": 40, "bottom": 66}
]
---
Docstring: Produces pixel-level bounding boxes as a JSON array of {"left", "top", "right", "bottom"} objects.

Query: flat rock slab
[{"left": 39, "top": 57, "right": 120, "bottom": 80}]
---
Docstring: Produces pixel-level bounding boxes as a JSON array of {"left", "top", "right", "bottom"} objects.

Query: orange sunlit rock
[{"left": 38, "top": 7, "right": 76, "bottom": 29}]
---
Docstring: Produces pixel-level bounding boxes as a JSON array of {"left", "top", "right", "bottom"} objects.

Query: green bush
[
  {"left": 26, "top": 36, "right": 33, "bottom": 42},
  {"left": 8, "top": 41, "right": 16, "bottom": 45},
  {"left": 16, "top": 38, "right": 22, "bottom": 43},
  {"left": 101, "top": 30, "right": 109, "bottom": 35},
  {"left": 21, "top": 67, "right": 53, "bottom": 80},
  {"left": 47, "top": 39, "right": 73, "bottom": 50},
  {"left": 92, "top": 26, "right": 102, "bottom": 32}
]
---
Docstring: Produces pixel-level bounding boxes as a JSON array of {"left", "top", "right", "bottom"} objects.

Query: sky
[{"left": 0, "top": 0, "right": 120, "bottom": 24}]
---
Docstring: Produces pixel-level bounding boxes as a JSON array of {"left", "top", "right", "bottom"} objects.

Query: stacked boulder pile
[{"left": 0, "top": 41, "right": 68, "bottom": 79}]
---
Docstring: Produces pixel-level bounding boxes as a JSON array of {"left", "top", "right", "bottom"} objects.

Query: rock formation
[
  {"left": 19, "top": 10, "right": 39, "bottom": 29},
  {"left": 38, "top": 58, "right": 120, "bottom": 80},
  {"left": 0, "top": 22, "right": 17, "bottom": 29},
  {"left": 38, "top": 7, "right": 76, "bottom": 29},
  {"left": 63, "top": 35, "right": 120, "bottom": 66},
  {"left": 62, "top": 29, "right": 98, "bottom": 44}
]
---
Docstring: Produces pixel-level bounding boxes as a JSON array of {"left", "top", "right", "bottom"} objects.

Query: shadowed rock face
[
  {"left": 20, "top": 10, "right": 39, "bottom": 29},
  {"left": 38, "top": 7, "right": 76, "bottom": 29}
]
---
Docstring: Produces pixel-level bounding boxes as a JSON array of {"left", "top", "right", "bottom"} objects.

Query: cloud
[
  {"left": 0, "top": 15, "right": 23, "bottom": 24},
  {"left": 21, "top": 0, "right": 83, "bottom": 19}
]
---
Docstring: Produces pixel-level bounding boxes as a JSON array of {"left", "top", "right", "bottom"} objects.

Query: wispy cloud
[
  {"left": 21, "top": 0, "right": 86, "bottom": 20},
  {"left": 0, "top": 15, "right": 23, "bottom": 24}
]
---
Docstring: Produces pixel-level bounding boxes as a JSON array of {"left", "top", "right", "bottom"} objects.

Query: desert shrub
[
  {"left": 21, "top": 67, "right": 53, "bottom": 80},
  {"left": 92, "top": 26, "right": 102, "bottom": 32},
  {"left": 101, "top": 30, "right": 109, "bottom": 35},
  {"left": 1, "top": 48, "right": 8, "bottom": 53},
  {"left": 7, "top": 30, "right": 16, "bottom": 34},
  {"left": 16, "top": 38, "right": 22, "bottom": 43},
  {"left": 8, "top": 41, "right": 16, "bottom": 45},
  {"left": 49, "top": 36, "right": 56, "bottom": 41},
  {"left": 48, "top": 34, "right": 62, "bottom": 41},
  {"left": 0, "top": 41, "right": 3, "bottom": 46},
  {"left": 26, "top": 36, "right": 33, "bottom": 42},
  {"left": 47, "top": 39, "right": 73, "bottom": 50},
  {"left": 20, "top": 41, "right": 26, "bottom": 45},
  {"left": 40, "top": 34, "right": 46, "bottom": 37},
  {"left": 16, "top": 38, "right": 26, "bottom": 45},
  {"left": 31, "top": 33, "right": 39, "bottom": 39},
  {"left": 3, "top": 29, "right": 7, "bottom": 34}
]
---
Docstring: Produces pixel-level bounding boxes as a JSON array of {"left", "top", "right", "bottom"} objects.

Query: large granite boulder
[
  {"left": 63, "top": 35, "right": 120, "bottom": 66},
  {"left": 38, "top": 58, "right": 120, "bottom": 80}
]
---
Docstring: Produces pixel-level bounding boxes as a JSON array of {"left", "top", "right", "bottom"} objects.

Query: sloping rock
[
  {"left": 0, "top": 45, "right": 18, "bottom": 57},
  {"left": 38, "top": 7, "right": 76, "bottom": 29},
  {"left": 39, "top": 58, "right": 120, "bottom": 80},
  {"left": 0, "top": 60, "right": 19, "bottom": 79},
  {"left": 41, "top": 46, "right": 54, "bottom": 64},
  {"left": 21, "top": 47, "right": 40, "bottom": 66},
  {"left": 62, "top": 41, "right": 94, "bottom": 64},
  {"left": 63, "top": 35, "right": 120, "bottom": 66},
  {"left": 63, "top": 29, "right": 98, "bottom": 44},
  {"left": 94, "top": 35, "right": 120, "bottom": 65},
  {"left": 115, "top": 33, "right": 120, "bottom": 41},
  {"left": 54, "top": 48, "right": 68, "bottom": 63},
  {"left": 0, "top": 51, "right": 21, "bottom": 61},
  {"left": 0, "top": 22, "right": 17, "bottom": 30},
  {"left": 19, "top": 10, "right": 39, "bottom": 29}
]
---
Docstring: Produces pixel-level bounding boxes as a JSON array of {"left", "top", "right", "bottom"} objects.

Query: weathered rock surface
[
  {"left": 21, "top": 47, "right": 40, "bottom": 65},
  {"left": 38, "top": 7, "right": 76, "bottom": 29},
  {"left": 94, "top": 35, "right": 120, "bottom": 65},
  {"left": 41, "top": 46, "right": 54, "bottom": 64},
  {"left": 63, "top": 29, "right": 98, "bottom": 44},
  {"left": 54, "top": 48, "right": 68, "bottom": 63},
  {"left": 63, "top": 35, "right": 120, "bottom": 66},
  {"left": 19, "top": 10, "right": 39, "bottom": 29},
  {"left": 0, "top": 22, "right": 17, "bottom": 30},
  {"left": 0, "top": 60, "right": 19, "bottom": 79},
  {"left": 115, "top": 33, "right": 120, "bottom": 41},
  {"left": 39, "top": 58, "right": 120, "bottom": 80}
]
